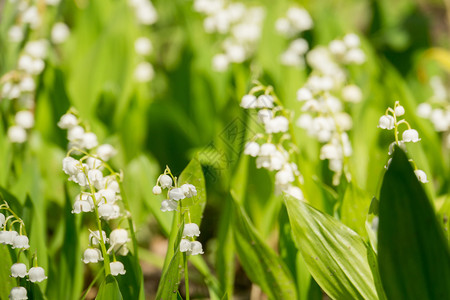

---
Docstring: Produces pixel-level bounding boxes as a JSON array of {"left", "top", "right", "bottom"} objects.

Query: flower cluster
[
  {"left": 295, "top": 34, "right": 365, "bottom": 184},
  {"left": 152, "top": 167, "right": 204, "bottom": 255},
  {"left": 58, "top": 110, "right": 128, "bottom": 276},
  {"left": 1, "top": 201, "right": 47, "bottom": 300},
  {"left": 417, "top": 76, "right": 450, "bottom": 149},
  {"left": 128, "top": 0, "right": 158, "bottom": 82},
  {"left": 1, "top": 0, "right": 70, "bottom": 144},
  {"left": 241, "top": 83, "right": 304, "bottom": 201},
  {"left": 378, "top": 101, "right": 428, "bottom": 183},
  {"left": 275, "top": 7, "right": 313, "bottom": 67},
  {"left": 193, "top": 0, "right": 265, "bottom": 72}
]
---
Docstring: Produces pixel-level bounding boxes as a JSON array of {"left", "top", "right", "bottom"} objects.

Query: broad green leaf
[
  {"left": 96, "top": 275, "right": 123, "bottom": 300},
  {"left": 0, "top": 245, "right": 15, "bottom": 300},
  {"left": 156, "top": 218, "right": 185, "bottom": 300},
  {"left": 178, "top": 157, "right": 206, "bottom": 226},
  {"left": 340, "top": 182, "right": 372, "bottom": 239},
  {"left": 378, "top": 147, "right": 450, "bottom": 300},
  {"left": 284, "top": 196, "right": 378, "bottom": 300},
  {"left": 232, "top": 199, "right": 297, "bottom": 300}
]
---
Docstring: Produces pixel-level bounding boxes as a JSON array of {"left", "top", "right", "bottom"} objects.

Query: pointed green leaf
[
  {"left": 284, "top": 196, "right": 378, "bottom": 300},
  {"left": 340, "top": 182, "right": 372, "bottom": 239},
  {"left": 96, "top": 275, "right": 123, "bottom": 300},
  {"left": 378, "top": 147, "right": 450, "bottom": 299},
  {"left": 232, "top": 199, "right": 297, "bottom": 299}
]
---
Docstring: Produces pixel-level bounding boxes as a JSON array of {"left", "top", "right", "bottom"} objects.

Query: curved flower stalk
[
  {"left": 128, "top": 0, "right": 158, "bottom": 83},
  {"left": 58, "top": 109, "right": 133, "bottom": 277},
  {"left": 378, "top": 101, "right": 429, "bottom": 183},
  {"left": 241, "top": 82, "right": 305, "bottom": 201},
  {"left": 0, "top": 200, "right": 47, "bottom": 300},
  {"left": 193, "top": 0, "right": 265, "bottom": 72},
  {"left": 153, "top": 166, "right": 202, "bottom": 299},
  {"left": 275, "top": 6, "right": 313, "bottom": 67},
  {"left": 417, "top": 76, "right": 450, "bottom": 149},
  {"left": 1, "top": 0, "right": 70, "bottom": 144},
  {"left": 295, "top": 34, "right": 365, "bottom": 185}
]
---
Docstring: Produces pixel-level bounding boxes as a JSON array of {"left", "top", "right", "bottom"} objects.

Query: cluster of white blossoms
[
  {"left": 2, "top": 0, "right": 70, "bottom": 144},
  {"left": 295, "top": 34, "right": 365, "bottom": 184},
  {"left": 193, "top": 0, "right": 265, "bottom": 72},
  {"left": 417, "top": 76, "right": 450, "bottom": 149},
  {"left": 241, "top": 84, "right": 304, "bottom": 201},
  {"left": 58, "top": 111, "right": 128, "bottom": 277},
  {"left": 378, "top": 101, "right": 428, "bottom": 183},
  {"left": 128, "top": 0, "right": 158, "bottom": 82},
  {"left": 275, "top": 7, "right": 313, "bottom": 67},
  {"left": 152, "top": 167, "right": 204, "bottom": 255},
  {"left": 1, "top": 201, "right": 47, "bottom": 300}
]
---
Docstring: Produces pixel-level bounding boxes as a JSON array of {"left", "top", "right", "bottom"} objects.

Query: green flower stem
[
  {"left": 184, "top": 253, "right": 190, "bottom": 300},
  {"left": 118, "top": 181, "right": 139, "bottom": 260},
  {"left": 80, "top": 266, "right": 105, "bottom": 300}
]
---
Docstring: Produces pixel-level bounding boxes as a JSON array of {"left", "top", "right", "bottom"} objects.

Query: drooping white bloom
[
  {"left": 212, "top": 54, "right": 229, "bottom": 72},
  {"left": 296, "top": 87, "right": 313, "bottom": 102},
  {"left": 342, "top": 85, "right": 362, "bottom": 103},
  {"left": 67, "top": 125, "right": 85, "bottom": 141},
  {"left": 98, "top": 203, "right": 116, "bottom": 220},
  {"left": 15, "top": 111, "right": 34, "bottom": 129},
  {"left": 258, "top": 109, "right": 273, "bottom": 124},
  {"left": 98, "top": 189, "right": 117, "bottom": 204},
  {"left": 9, "top": 286, "right": 28, "bottom": 300},
  {"left": 180, "top": 239, "right": 191, "bottom": 252},
  {"left": 96, "top": 144, "right": 116, "bottom": 161},
  {"left": 181, "top": 184, "right": 197, "bottom": 198},
  {"left": 160, "top": 199, "right": 178, "bottom": 212},
  {"left": 8, "top": 25, "right": 24, "bottom": 43},
  {"left": 72, "top": 200, "right": 92, "bottom": 214},
  {"left": 62, "top": 157, "right": 82, "bottom": 176},
  {"left": 256, "top": 95, "right": 274, "bottom": 108},
  {"left": 51, "top": 22, "right": 70, "bottom": 44},
  {"left": 416, "top": 103, "right": 432, "bottom": 118},
  {"left": 414, "top": 170, "right": 428, "bottom": 183},
  {"left": 159, "top": 175, "right": 173, "bottom": 189},
  {"left": 7, "top": 126, "right": 27, "bottom": 143},
  {"left": 134, "top": 62, "right": 154, "bottom": 82},
  {"left": 81, "top": 132, "right": 98, "bottom": 149},
  {"left": 19, "top": 77, "right": 36, "bottom": 92},
  {"left": 378, "top": 115, "right": 395, "bottom": 130},
  {"left": 0, "top": 230, "right": 18, "bottom": 245},
  {"left": 11, "top": 263, "right": 28, "bottom": 278},
  {"left": 110, "top": 261, "right": 126, "bottom": 276},
  {"left": 89, "top": 230, "right": 108, "bottom": 245},
  {"left": 402, "top": 129, "right": 420, "bottom": 142},
  {"left": 134, "top": 37, "right": 153, "bottom": 55},
  {"left": 285, "top": 185, "right": 304, "bottom": 200},
  {"left": 244, "top": 142, "right": 260, "bottom": 157},
  {"left": 28, "top": 267, "right": 47, "bottom": 282},
  {"left": 240, "top": 94, "right": 257, "bottom": 109},
  {"left": 329, "top": 39, "right": 346, "bottom": 56},
  {"left": 25, "top": 40, "right": 48, "bottom": 59},
  {"left": 152, "top": 186, "right": 162, "bottom": 195},
  {"left": 190, "top": 241, "right": 204, "bottom": 255},
  {"left": 110, "top": 229, "right": 129, "bottom": 246},
  {"left": 12, "top": 235, "right": 30, "bottom": 249},
  {"left": 22, "top": 6, "right": 40, "bottom": 29},
  {"left": 183, "top": 223, "right": 200, "bottom": 237},
  {"left": 168, "top": 188, "right": 185, "bottom": 201},
  {"left": 265, "top": 116, "right": 289, "bottom": 134},
  {"left": 57, "top": 113, "right": 78, "bottom": 129},
  {"left": 343, "top": 33, "right": 360, "bottom": 48},
  {"left": 82, "top": 248, "right": 103, "bottom": 264},
  {"left": 394, "top": 105, "right": 405, "bottom": 116}
]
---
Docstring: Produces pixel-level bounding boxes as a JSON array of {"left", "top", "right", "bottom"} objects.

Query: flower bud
[
  {"left": 394, "top": 105, "right": 405, "bottom": 116},
  {"left": 159, "top": 175, "right": 173, "bottom": 189},
  {"left": 414, "top": 170, "right": 428, "bottom": 183},
  {"left": 152, "top": 185, "right": 162, "bottom": 195}
]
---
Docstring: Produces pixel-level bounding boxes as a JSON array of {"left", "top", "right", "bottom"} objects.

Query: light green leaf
[
  {"left": 340, "top": 182, "right": 372, "bottom": 239},
  {"left": 378, "top": 147, "right": 450, "bottom": 299},
  {"left": 284, "top": 196, "right": 378, "bottom": 300},
  {"left": 232, "top": 199, "right": 298, "bottom": 300},
  {"left": 96, "top": 275, "right": 123, "bottom": 300},
  {"left": 0, "top": 245, "right": 15, "bottom": 300}
]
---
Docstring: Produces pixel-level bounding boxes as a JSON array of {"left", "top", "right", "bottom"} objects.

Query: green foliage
[{"left": 96, "top": 275, "right": 123, "bottom": 300}]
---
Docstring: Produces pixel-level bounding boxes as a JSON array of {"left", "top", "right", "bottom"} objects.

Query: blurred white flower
[
  {"left": 51, "top": 22, "right": 70, "bottom": 44},
  {"left": 8, "top": 126, "right": 27, "bottom": 143},
  {"left": 134, "top": 62, "right": 154, "bottom": 82},
  {"left": 9, "top": 287, "right": 27, "bottom": 300},
  {"left": 134, "top": 37, "right": 152, "bottom": 55}
]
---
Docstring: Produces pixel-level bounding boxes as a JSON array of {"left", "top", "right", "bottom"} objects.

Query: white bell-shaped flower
[
  {"left": 259, "top": 143, "right": 277, "bottom": 156},
  {"left": 414, "top": 170, "right": 428, "bottom": 183},
  {"left": 417, "top": 103, "right": 432, "bottom": 118},
  {"left": 9, "top": 286, "right": 28, "bottom": 300},
  {"left": 152, "top": 186, "right": 162, "bottom": 195},
  {"left": 62, "top": 157, "right": 82, "bottom": 176},
  {"left": 96, "top": 144, "right": 116, "bottom": 161},
  {"left": 160, "top": 199, "right": 178, "bottom": 212},
  {"left": 110, "top": 229, "right": 129, "bottom": 246},
  {"left": 15, "top": 111, "right": 34, "bottom": 129},
  {"left": 98, "top": 188, "right": 116, "bottom": 204},
  {"left": 11, "top": 263, "right": 28, "bottom": 278},
  {"left": 378, "top": 115, "right": 395, "bottom": 130},
  {"left": 183, "top": 223, "right": 200, "bottom": 237},
  {"left": 89, "top": 230, "right": 108, "bottom": 246},
  {"left": 88, "top": 169, "right": 104, "bottom": 188},
  {"left": 180, "top": 239, "right": 191, "bottom": 252},
  {"left": 28, "top": 267, "right": 47, "bottom": 282},
  {"left": 51, "top": 22, "right": 70, "bottom": 44},
  {"left": 257, "top": 109, "right": 273, "bottom": 124},
  {"left": 134, "top": 62, "right": 154, "bottom": 82},
  {"left": 110, "top": 261, "right": 126, "bottom": 276},
  {"left": 12, "top": 235, "right": 30, "bottom": 249},
  {"left": 394, "top": 105, "right": 405, "bottom": 116},
  {"left": 296, "top": 87, "right": 313, "bottom": 102},
  {"left": 342, "top": 85, "right": 362, "bottom": 103},
  {"left": 58, "top": 113, "right": 78, "bottom": 129},
  {"left": 244, "top": 142, "right": 260, "bottom": 157},
  {"left": 134, "top": 37, "right": 153, "bottom": 55},
  {"left": 265, "top": 116, "right": 289, "bottom": 134},
  {"left": 285, "top": 185, "right": 304, "bottom": 200},
  {"left": 190, "top": 241, "right": 204, "bottom": 255},
  {"left": 71, "top": 200, "right": 92, "bottom": 214},
  {"left": 402, "top": 129, "right": 420, "bottom": 142},
  {"left": 98, "top": 203, "right": 115, "bottom": 220},
  {"left": 0, "top": 213, "right": 5, "bottom": 228},
  {"left": 81, "top": 132, "right": 98, "bottom": 149},
  {"left": 159, "top": 175, "right": 173, "bottom": 189},
  {"left": 82, "top": 248, "right": 103, "bottom": 264},
  {"left": 67, "top": 125, "right": 85, "bottom": 142},
  {"left": 256, "top": 95, "right": 274, "bottom": 108},
  {"left": 7, "top": 126, "right": 27, "bottom": 144},
  {"left": 212, "top": 54, "right": 229, "bottom": 72},
  {"left": 0, "top": 230, "right": 18, "bottom": 245},
  {"left": 240, "top": 94, "right": 257, "bottom": 109},
  {"left": 168, "top": 188, "right": 185, "bottom": 201},
  {"left": 181, "top": 184, "right": 197, "bottom": 198}
]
